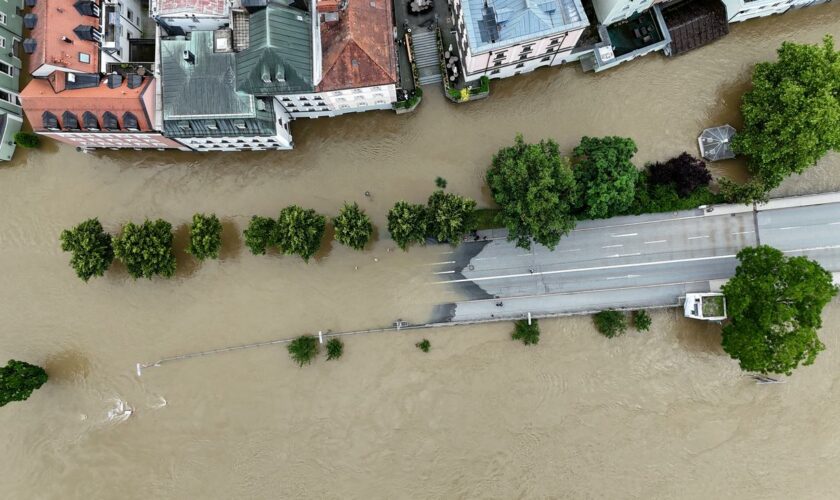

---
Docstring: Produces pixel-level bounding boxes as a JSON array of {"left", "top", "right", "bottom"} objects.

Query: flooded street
[{"left": 2, "top": 4, "right": 840, "bottom": 497}]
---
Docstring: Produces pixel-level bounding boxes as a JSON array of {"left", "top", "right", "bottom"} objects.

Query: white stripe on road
[
  {"left": 606, "top": 274, "right": 642, "bottom": 280},
  {"left": 433, "top": 270, "right": 455, "bottom": 275},
  {"left": 473, "top": 257, "right": 497, "bottom": 261},
  {"left": 687, "top": 235, "right": 710, "bottom": 240},
  {"left": 830, "top": 222, "right": 840, "bottom": 226},
  {"left": 731, "top": 231, "right": 754, "bottom": 235},
  {"left": 644, "top": 240, "right": 667, "bottom": 244},
  {"left": 602, "top": 244, "right": 623, "bottom": 249},
  {"left": 425, "top": 261, "right": 456, "bottom": 266},
  {"left": 611, "top": 233, "right": 638, "bottom": 238},
  {"left": 777, "top": 226, "right": 801, "bottom": 230}
]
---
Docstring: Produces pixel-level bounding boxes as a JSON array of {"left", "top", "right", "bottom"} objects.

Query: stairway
[{"left": 412, "top": 30, "right": 442, "bottom": 85}]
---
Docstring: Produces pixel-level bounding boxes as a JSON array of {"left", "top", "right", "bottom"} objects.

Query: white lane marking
[
  {"left": 474, "top": 257, "right": 497, "bottom": 261},
  {"left": 687, "top": 235, "right": 710, "bottom": 240},
  {"left": 602, "top": 244, "right": 623, "bottom": 249},
  {"left": 516, "top": 253, "right": 533, "bottom": 257},
  {"left": 433, "top": 270, "right": 455, "bottom": 275},
  {"left": 731, "top": 231, "right": 755, "bottom": 235},
  {"left": 560, "top": 248, "right": 582, "bottom": 252},
  {"left": 830, "top": 222, "right": 840, "bottom": 226},
  {"left": 606, "top": 274, "right": 642, "bottom": 280},
  {"left": 425, "top": 261, "right": 456, "bottom": 266},
  {"left": 611, "top": 233, "right": 638, "bottom": 238},
  {"left": 436, "top": 243, "right": 840, "bottom": 285},
  {"left": 570, "top": 214, "right": 709, "bottom": 232},
  {"left": 439, "top": 251, "right": 455, "bottom": 255},
  {"left": 619, "top": 253, "right": 641, "bottom": 257},
  {"left": 777, "top": 226, "right": 800, "bottom": 230},
  {"left": 644, "top": 240, "right": 667, "bottom": 244}
]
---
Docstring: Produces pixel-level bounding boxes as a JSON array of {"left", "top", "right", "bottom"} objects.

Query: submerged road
[{"left": 431, "top": 194, "right": 840, "bottom": 323}]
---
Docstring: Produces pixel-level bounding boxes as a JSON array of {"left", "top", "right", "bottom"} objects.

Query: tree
[
  {"left": 486, "top": 134, "right": 578, "bottom": 250},
  {"left": 647, "top": 152, "right": 711, "bottom": 197},
  {"left": 0, "top": 360, "right": 48, "bottom": 407},
  {"left": 435, "top": 176, "right": 447, "bottom": 189},
  {"left": 60, "top": 218, "right": 114, "bottom": 282},
  {"left": 14, "top": 131, "right": 40, "bottom": 148},
  {"left": 274, "top": 206, "right": 326, "bottom": 262},
  {"left": 721, "top": 245, "right": 837, "bottom": 375},
  {"left": 112, "top": 219, "right": 176, "bottom": 279},
  {"left": 732, "top": 36, "right": 840, "bottom": 189},
  {"left": 287, "top": 335, "right": 319, "bottom": 367},
  {"left": 426, "top": 190, "right": 476, "bottom": 245},
  {"left": 633, "top": 310, "right": 651, "bottom": 332},
  {"left": 511, "top": 319, "right": 540, "bottom": 345},
  {"left": 719, "top": 177, "right": 770, "bottom": 205},
  {"left": 593, "top": 310, "right": 627, "bottom": 338},
  {"left": 187, "top": 213, "right": 222, "bottom": 260},
  {"left": 243, "top": 216, "right": 276, "bottom": 255},
  {"left": 416, "top": 339, "right": 431, "bottom": 352},
  {"left": 332, "top": 202, "right": 373, "bottom": 251},
  {"left": 387, "top": 201, "right": 428, "bottom": 251},
  {"left": 573, "top": 136, "right": 639, "bottom": 219},
  {"left": 326, "top": 338, "right": 344, "bottom": 360}
]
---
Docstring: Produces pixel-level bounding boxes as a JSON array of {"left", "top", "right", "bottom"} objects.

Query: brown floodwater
[{"left": 2, "top": 5, "right": 840, "bottom": 498}]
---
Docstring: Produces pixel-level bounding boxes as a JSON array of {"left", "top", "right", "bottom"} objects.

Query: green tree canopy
[
  {"left": 511, "top": 319, "right": 540, "bottom": 345},
  {"left": 287, "top": 335, "right": 319, "bottom": 367},
  {"left": 732, "top": 36, "right": 840, "bottom": 189},
  {"left": 14, "top": 132, "right": 40, "bottom": 148},
  {"left": 243, "top": 216, "right": 276, "bottom": 255},
  {"left": 572, "top": 136, "right": 639, "bottom": 219},
  {"left": 721, "top": 245, "right": 837, "bottom": 375},
  {"left": 274, "top": 206, "right": 326, "bottom": 262},
  {"left": 594, "top": 310, "right": 627, "bottom": 338},
  {"left": 187, "top": 213, "right": 222, "bottom": 260},
  {"left": 113, "top": 219, "right": 176, "bottom": 279},
  {"left": 326, "top": 338, "right": 344, "bottom": 360},
  {"left": 332, "top": 202, "right": 373, "bottom": 251},
  {"left": 487, "top": 134, "right": 577, "bottom": 250},
  {"left": 0, "top": 360, "right": 48, "bottom": 407},
  {"left": 60, "top": 218, "right": 114, "bottom": 282},
  {"left": 387, "top": 201, "right": 428, "bottom": 251},
  {"left": 426, "top": 190, "right": 477, "bottom": 245},
  {"left": 633, "top": 310, "right": 651, "bottom": 332}
]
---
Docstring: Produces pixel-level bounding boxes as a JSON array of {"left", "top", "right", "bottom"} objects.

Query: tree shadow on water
[
  {"left": 172, "top": 223, "right": 198, "bottom": 278},
  {"left": 44, "top": 350, "right": 91, "bottom": 383},
  {"left": 312, "top": 223, "right": 334, "bottom": 263},
  {"left": 219, "top": 218, "right": 242, "bottom": 261}
]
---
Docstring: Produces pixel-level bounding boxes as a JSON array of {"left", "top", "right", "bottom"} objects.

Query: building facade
[
  {"left": 591, "top": 0, "right": 670, "bottom": 26},
  {"left": 450, "top": 0, "right": 589, "bottom": 81},
  {"left": 0, "top": 0, "right": 24, "bottom": 160},
  {"left": 151, "top": 0, "right": 234, "bottom": 34},
  {"left": 720, "top": 0, "right": 828, "bottom": 23}
]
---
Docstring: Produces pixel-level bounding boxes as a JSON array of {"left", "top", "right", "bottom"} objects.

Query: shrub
[
  {"left": 647, "top": 153, "right": 711, "bottom": 197},
  {"left": 719, "top": 178, "right": 770, "bottom": 205},
  {"left": 633, "top": 310, "right": 651, "bottom": 332},
  {"left": 332, "top": 202, "right": 373, "bottom": 251},
  {"left": 435, "top": 176, "right": 447, "bottom": 189},
  {"left": 594, "top": 310, "right": 627, "bottom": 338},
  {"left": 14, "top": 132, "right": 40, "bottom": 148},
  {"left": 426, "top": 190, "right": 476, "bottom": 245},
  {"left": 387, "top": 201, "right": 428, "bottom": 251},
  {"left": 0, "top": 360, "right": 48, "bottom": 407},
  {"left": 187, "top": 213, "right": 222, "bottom": 260},
  {"left": 326, "top": 338, "right": 344, "bottom": 360},
  {"left": 511, "top": 319, "right": 540, "bottom": 345},
  {"left": 243, "top": 216, "right": 276, "bottom": 255},
  {"left": 274, "top": 206, "right": 326, "bottom": 262},
  {"left": 416, "top": 339, "right": 431, "bottom": 352},
  {"left": 60, "top": 218, "right": 114, "bottom": 282},
  {"left": 113, "top": 219, "right": 176, "bottom": 279},
  {"left": 287, "top": 335, "right": 319, "bottom": 367}
]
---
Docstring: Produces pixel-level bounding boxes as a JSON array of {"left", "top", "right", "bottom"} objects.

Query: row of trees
[
  {"left": 486, "top": 134, "right": 715, "bottom": 250},
  {"left": 386, "top": 190, "right": 477, "bottom": 251}
]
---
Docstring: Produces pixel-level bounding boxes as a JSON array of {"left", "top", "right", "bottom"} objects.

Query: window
[
  {"left": 518, "top": 54, "right": 527, "bottom": 61},
  {"left": 0, "top": 61, "right": 12, "bottom": 76},
  {"left": 0, "top": 37, "right": 5, "bottom": 49},
  {"left": 522, "top": 44, "right": 532, "bottom": 52},
  {"left": 549, "top": 38, "right": 559, "bottom": 45},
  {"left": 490, "top": 69, "right": 500, "bottom": 75},
  {"left": 79, "top": 52, "right": 90, "bottom": 63},
  {"left": 541, "top": 56, "right": 550, "bottom": 62},
  {"left": 0, "top": 13, "right": 6, "bottom": 25},
  {"left": 493, "top": 61, "right": 501, "bottom": 67},
  {"left": 516, "top": 63, "right": 524, "bottom": 69}
]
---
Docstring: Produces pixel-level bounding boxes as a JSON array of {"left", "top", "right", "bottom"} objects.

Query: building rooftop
[
  {"left": 318, "top": 0, "right": 398, "bottom": 91},
  {"left": 154, "top": 0, "right": 230, "bottom": 16},
  {"left": 462, "top": 0, "right": 589, "bottom": 53},
  {"left": 20, "top": 74, "right": 155, "bottom": 130},
  {"left": 26, "top": 0, "right": 101, "bottom": 74},
  {"left": 235, "top": 0, "right": 314, "bottom": 95}
]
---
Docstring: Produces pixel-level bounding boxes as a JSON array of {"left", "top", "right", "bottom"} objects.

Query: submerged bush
[
  {"left": 416, "top": 339, "right": 431, "bottom": 353},
  {"left": 187, "top": 213, "right": 222, "bottom": 260},
  {"left": 60, "top": 218, "right": 114, "bottom": 282},
  {"left": 326, "top": 338, "right": 344, "bottom": 361},
  {"left": 287, "top": 335, "right": 319, "bottom": 367},
  {"left": 633, "top": 310, "right": 652, "bottom": 332},
  {"left": 594, "top": 310, "right": 627, "bottom": 338},
  {"left": 511, "top": 319, "right": 540, "bottom": 345},
  {"left": 243, "top": 216, "right": 276, "bottom": 255}
]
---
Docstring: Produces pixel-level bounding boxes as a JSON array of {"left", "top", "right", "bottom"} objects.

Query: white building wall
[
  {"left": 721, "top": 0, "right": 805, "bottom": 23},
  {"left": 276, "top": 84, "right": 398, "bottom": 119},
  {"left": 172, "top": 135, "right": 292, "bottom": 152},
  {"left": 592, "top": 0, "right": 657, "bottom": 25},
  {"left": 100, "top": 0, "right": 146, "bottom": 72}
]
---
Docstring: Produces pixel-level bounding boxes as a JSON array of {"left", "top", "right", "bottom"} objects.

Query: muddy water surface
[{"left": 1, "top": 5, "right": 840, "bottom": 498}]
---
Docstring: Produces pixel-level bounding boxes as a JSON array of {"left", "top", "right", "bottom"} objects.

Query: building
[
  {"left": 24, "top": 0, "right": 101, "bottom": 77},
  {"left": 720, "top": 0, "right": 828, "bottom": 23},
  {"left": 450, "top": 0, "right": 590, "bottom": 81},
  {"left": 591, "top": 0, "right": 669, "bottom": 26},
  {"left": 160, "top": 30, "right": 293, "bottom": 151},
  {"left": 577, "top": 5, "right": 671, "bottom": 72},
  {"left": 19, "top": 72, "right": 185, "bottom": 149},
  {"left": 151, "top": 0, "right": 234, "bottom": 34},
  {"left": 0, "top": 0, "right": 24, "bottom": 160},
  {"left": 99, "top": 0, "right": 154, "bottom": 72}
]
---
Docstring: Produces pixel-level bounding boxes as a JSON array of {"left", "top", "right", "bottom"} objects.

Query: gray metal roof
[
  {"left": 464, "top": 0, "right": 588, "bottom": 53},
  {"left": 698, "top": 124, "right": 736, "bottom": 162},
  {"left": 235, "top": 1, "right": 314, "bottom": 95}
]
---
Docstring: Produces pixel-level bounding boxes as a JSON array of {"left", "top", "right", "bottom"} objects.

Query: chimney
[
  {"left": 261, "top": 63, "right": 271, "bottom": 84},
  {"left": 275, "top": 64, "right": 285, "bottom": 83},
  {"left": 61, "top": 35, "right": 73, "bottom": 43},
  {"left": 182, "top": 50, "right": 194, "bottom": 63},
  {"left": 107, "top": 72, "right": 122, "bottom": 88}
]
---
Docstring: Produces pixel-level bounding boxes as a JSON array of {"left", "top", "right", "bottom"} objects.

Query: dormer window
[
  {"left": 82, "top": 111, "right": 98, "bottom": 130},
  {"left": 103, "top": 111, "right": 118, "bottom": 130},
  {"left": 42, "top": 111, "right": 59, "bottom": 130},
  {"left": 62, "top": 111, "right": 79, "bottom": 130},
  {"left": 123, "top": 112, "right": 139, "bottom": 131}
]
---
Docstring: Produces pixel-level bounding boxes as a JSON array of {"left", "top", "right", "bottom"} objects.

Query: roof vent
[
  {"left": 261, "top": 64, "right": 271, "bottom": 83},
  {"left": 67, "top": 72, "right": 76, "bottom": 82},
  {"left": 127, "top": 73, "right": 143, "bottom": 89},
  {"left": 275, "top": 64, "right": 285, "bottom": 83},
  {"left": 182, "top": 50, "right": 194, "bottom": 63},
  {"left": 107, "top": 73, "right": 122, "bottom": 88},
  {"left": 296, "top": 15, "right": 303, "bottom": 21},
  {"left": 256, "top": 100, "right": 267, "bottom": 111},
  {"left": 61, "top": 36, "right": 73, "bottom": 44}
]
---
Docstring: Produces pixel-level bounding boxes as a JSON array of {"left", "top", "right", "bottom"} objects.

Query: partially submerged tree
[
  {"left": 733, "top": 36, "right": 840, "bottom": 189},
  {"left": 14, "top": 131, "right": 40, "bottom": 148},
  {"left": 387, "top": 201, "right": 428, "bottom": 251},
  {"left": 287, "top": 335, "right": 319, "bottom": 367},
  {"left": 243, "top": 216, "right": 276, "bottom": 255},
  {"left": 0, "top": 360, "right": 48, "bottom": 407},
  {"left": 511, "top": 319, "right": 540, "bottom": 345},
  {"left": 326, "top": 338, "right": 344, "bottom": 361},
  {"left": 573, "top": 136, "right": 639, "bottom": 219},
  {"left": 274, "top": 206, "right": 326, "bottom": 262},
  {"left": 187, "top": 213, "right": 222, "bottom": 260},
  {"left": 594, "top": 310, "right": 627, "bottom": 338},
  {"left": 112, "top": 219, "right": 176, "bottom": 279},
  {"left": 60, "top": 218, "right": 114, "bottom": 282},
  {"left": 647, "top": 152, "right": 711, "bottom": 197},
  {"left": 426, "top": 190, "right": 476, "bottom": 245},
  {"left": 487, "top": 134, "right": 578, "bottom": 250},
  {"left": 719, "top": 177, "right": 770, "bottom": 205},
  {"left": 332, "top": 202, "right": 373, "bottom": 251},
  {"left": 416, "top": 339, "right": 431, "bottom": 352},
  {"left": 721, "top": 245, "right": 837, "bottom": 375},
  {"left": 633, "top": 310, "right": 651, "bottom": 332}
]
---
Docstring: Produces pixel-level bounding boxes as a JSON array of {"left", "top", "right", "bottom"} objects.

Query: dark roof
[
  {"left": 74, "top": 24, "right": 97, "bottom": 41},
  {"left": 23, "top": 38, "right": 37, "bottom": 54},
  {"left": 65, "top": 72, "right": 101, "bottom": 89},
  {"left": 82, "top": 111, "right": 98, "bottom": 129},
  {"left": 127, "top": 74, "right": 143, "bottom": 89},
  {"left": 23, "top": 13, "right": 37, "bottom": 29},
  {"left": 62, "top": 111, "right": 79, "bottom": 129},
  {"left": 235, "top": 1, "right": 313, "bottom": 95},
  {"left": 107, "top": 73, "right": 123, "bottom": 88},
  {"left": 74, "top": 0, "right": 98, "bottom": 17},
  {"left": 662, "top": 0, "right": 729, "bottom": 56}
]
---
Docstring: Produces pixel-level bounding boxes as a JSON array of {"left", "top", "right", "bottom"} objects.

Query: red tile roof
[
  {"left": 156, "top": 0, "right": 229, "bottom": 16},
  {"left": 28, "top": 0, "right": 100, "bottom": 74},
  {"left": 20, "top": 75, "right": 155, "bottom": 131},
  {"left": 318, "top": 0, "right": 398, "bottom": 92}
]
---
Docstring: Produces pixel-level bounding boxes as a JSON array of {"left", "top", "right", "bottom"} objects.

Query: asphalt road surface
[{"left": 431, "top": 200, "right": 840, "bottom": 323}]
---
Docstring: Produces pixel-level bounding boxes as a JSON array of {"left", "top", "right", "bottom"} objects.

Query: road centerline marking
[
  {"left": 687, "top": 235, "right": 710, "bottom": 240},
  {"left": 644, "top": 240, "right": 667, "bottom": 244},
  {"left": 602, "top": 244, "right": 623, "bottom": 249},
  {"left": 611, "top": 233, "right": 638, "bottom": 238}
]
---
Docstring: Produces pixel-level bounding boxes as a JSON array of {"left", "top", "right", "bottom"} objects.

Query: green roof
[{"left": 235, "top": 1, "right": 314, "bottom": 95}]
